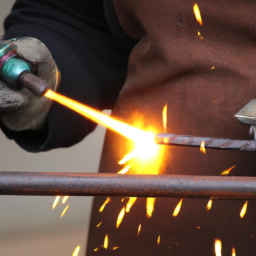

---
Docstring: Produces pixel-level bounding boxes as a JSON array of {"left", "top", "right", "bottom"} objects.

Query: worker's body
[{"left": 1, "top": 0, "right": 256, "bottom": 255}]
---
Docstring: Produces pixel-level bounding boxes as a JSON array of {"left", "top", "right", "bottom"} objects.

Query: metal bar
[
  {"left": 155, "top": 133, "right": 256, "bottom": 151},
  {"left": 0, "top": 172, "right": 256, "bottom": 199}
]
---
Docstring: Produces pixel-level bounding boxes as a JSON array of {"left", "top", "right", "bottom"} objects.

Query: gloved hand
[{"left": 0, "top": 37, "right": 60, "bottom": 131}]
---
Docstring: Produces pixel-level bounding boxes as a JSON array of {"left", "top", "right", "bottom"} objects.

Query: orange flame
[
  {"left": 96, "top": 221, "right": 102, "bottom": 228},
  {"left": 62, "top": 196, "right": 69, "bottom": 204},
  {"left": 103, "top": 234, "right": 108, "bottom": 249},
  {"left": 45, "top": 90, "right": 162, "bottom": 177},
  {"left": 45, "top": 90, "right": 156, "bottom": 147},
  {"left": 232, "top": 247, "right": 236, "bottom": 256},
  {"left": 113, "top": 246, "right": 119, "bottom": 250},
  {"left": 173, "top": 199, "right": 183, "bottom": 216},
  {"left": 61, "top": 205, "right": 69, "bottom": 218},
  {"left": 126, "top": 197, "right": 137, "bottom": 212},
  {"left": 52, "top": 196, "right": 60, "bottom": 209},
  {"left": 99, "top": 197, "right": 111, "bottom": 212},
  {"left": 163, "top": 104, "right": 168, "bottom": 133},
  {"left": 71, "top": 246, "right": 80, "bottom": 256},
  {"left": 116, "top": 207, "right": 125, "bottom": 228},
  {"left": 215, "top": 239, "right": 222, "bottom": 256},
  {"left": 200, "top": 141, "right": 206, "bottom": 155},
  {"left": 157, "top": 235, "right": 161, "bottom": 245},
  {"left": 137, "top": 224, "right": 141, "bottom": 237},
  {"left": 117, "top": 165, "right": 131, "bottom": 174},
  {"left": 206, "top": 199, "right": 212, "bottom": 211},
  {"left": 240, "top": 201, "right": 248, "bottom": 218},
  {"left": 220, "top": 165, "right": 235, "bottom": 176},
  {"left": 193, "top": 3, "right": 203, "bottom": 25},
  {"left": 146, "top": 198, "right": 156, "bottom": 218}
]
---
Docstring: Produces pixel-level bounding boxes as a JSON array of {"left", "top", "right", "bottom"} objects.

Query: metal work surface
[
  {"left": 0, "top": 172, "right": 256, "bottom": 199},
  {"left": 156, "top": 133, "right": 256, "bottom": 151}
]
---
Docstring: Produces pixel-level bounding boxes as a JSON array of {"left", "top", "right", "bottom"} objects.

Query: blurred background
[{"left": 0, "top": 1, "right": 107, "bottom": 255}]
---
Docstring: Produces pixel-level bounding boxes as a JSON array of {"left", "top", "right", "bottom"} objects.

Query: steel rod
[
  {"left": 156, "top": 133, "right": 256, "bottom": 151},
  {"left": 0, "top": 172, "right": 256, "bottom": 199}
]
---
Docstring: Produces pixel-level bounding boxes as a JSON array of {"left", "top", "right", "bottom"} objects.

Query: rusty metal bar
[
  {"left": 0, "top": 172, "right": 256, "bottom": 199},
  {"left": 156, "top": 133, "right": 256, "bottom": 151}
]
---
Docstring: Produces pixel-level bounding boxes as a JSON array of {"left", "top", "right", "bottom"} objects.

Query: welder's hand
[{"left": 0, "top": 38, "right": 60, "bottom": 131}]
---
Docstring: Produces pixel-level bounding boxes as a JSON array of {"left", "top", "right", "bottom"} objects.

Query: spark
[
  {"left": 215, "top": 239, "right": 222, "bottom": 256},
  {"left": 240, "top": 201, "right": 248, "bottom": 218},
  {"left": 200, "top": 141, "right": 206, "bottom": 155},
  {"left": 193, "top": 3, "right": 203, "bottom": 25},
  {"left": 103, "top": 234, "right": 108, "bottom": 249},
  {"left": 157, "top": 235, "right": 161, "bottom": 245},
  {"left": 118, "top": 149, "right": 140, "bottom": 164},
  {"left": 163, "top": 103, "right": 168, "bottom": 133},
  {"left": 52, "top": 196, "right": 60, "bottom": 209},
  {"left": 232, "top": 247, "right": 236, "bottom": 256},
  {"left": 206, "top": 199, "right": 212, "bottom": 211},
  {"left": 96, "top": 221, "right": 102, "bottom": 228},
  {"left": 121, "top": 198, "right": 125, "bottom": 202},
  {"left": 211, "top": 66, "right": 215, "bottom": 70},
  {"left": 197, "top": 31, "right": 204, "bottom": 40},
  {"left": 137, "top": 224, "right": 141, "bottom": 237},
  {"left": 116, "top": 207, "right": 125, "bottom": 228},
  {"left": 94, "top": 248, "right": 98, "bottom": 252},
  {"left": 126, "top": 197, "right": 137, "bottom": 212},
  {"left": 99, "top": 197, "right": 111, "bottom": 212},
  {"left": 113, "top": 246, "right": 119, "bottom": 250},
  {"left": 71, "top": 246, "right": 80, "bottom": 256},
  {"left": 61, "top": 205, "right": 69, "bottom": 218},
  {"left": 173, "top": 199, "right": 183, "bottom": 216},
  {"left": 220, "top": 165, "right": 235, "bottom": 176},
  {"left": 62, "top": 196, "right": 69, "bottom": 204},
  {"left": 146, "top": 198, "right": 156, "bottom": 218},
  {"left": 117, "top": 165, "right": 131, "bottom": 174}
]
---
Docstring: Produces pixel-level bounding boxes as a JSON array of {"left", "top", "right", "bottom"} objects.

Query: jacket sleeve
[{"left": 1, "top": 0, "right": 135, "bottom": 152}]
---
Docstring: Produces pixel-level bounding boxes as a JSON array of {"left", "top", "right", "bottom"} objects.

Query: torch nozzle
[{"left": 17, "top": 71, "right": 49, "bottom": 97}]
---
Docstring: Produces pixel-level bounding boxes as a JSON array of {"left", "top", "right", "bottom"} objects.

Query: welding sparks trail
[
  {"left": 193, "top": 3, "right": 203, "bottom": 25},
  {"left": 116, "top": 207, "right": 125, "bottom": 228},
  {"left": 61, "top": 205, "right": 69, "bottom": 218},
  {"left": 126, "top": 197, "right": 137, "bottom": 212},
  {"left": 173, "top": 199, "right": 183, "bottom": 216},
  {"left": 220, "top": 165, "right": 235, "bottom": 176},
  {"left": 137, "top": 224, "right": 141, "bottom": 237},
  {"left": 99, "top": 197, "right": 111, "bottom": 212},
  {"left": 71, "top": 246, "right": 80, "bottom": 256},
  {"left": 240, "top": 201, "right": 248, "bottom": 218},
  {"left": 200, "top": 141, "right": 206, "bottom": 155},
  {"left": 96, "top": 221, "right": 102, "bottom": 228},
  {"left": 62, "top": 196, "right": 69, "bottom": 204},
  {"left": 157, "top": 235, "right": 161, "bottom": 245},
  {"left": 52, "top": 196, "right": 60, "bottom": 209},
  {"left": 215, "top": 239, "right": 222, "bottom": 256},
  {"left": 146, "top": 198, "right": 156, "bottom": 218},
  {"left": 113, "top": 246, "right": 119, "bottom": 250},
  {"left": 117, "top": 165, "right": 131, "bottom": 174},
  {"left": 206, "top": 199, "right": 212, "bottom": 211},
  {"left": 103, "top": 235, "right": 108, "bottom": 249}
]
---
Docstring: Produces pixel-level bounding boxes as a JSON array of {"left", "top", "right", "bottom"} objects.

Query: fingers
[{"left": 0, "top": 80, "right": 28, "bottom": 111}]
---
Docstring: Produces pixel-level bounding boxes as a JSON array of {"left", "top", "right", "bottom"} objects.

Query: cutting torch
[{"left": 0, "top": 41, "right": 49, "bottom": 97}]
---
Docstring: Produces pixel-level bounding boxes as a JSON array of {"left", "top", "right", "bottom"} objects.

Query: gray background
[{"left": 0, "top": 1, "right": 107, "bottom": 255}]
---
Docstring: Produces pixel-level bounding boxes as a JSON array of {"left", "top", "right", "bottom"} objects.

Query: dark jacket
[{"left": 3, "top": 1, "right": 256, "bottom": 255}]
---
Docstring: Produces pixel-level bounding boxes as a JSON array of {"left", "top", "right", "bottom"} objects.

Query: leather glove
[{"left": 0, "top": 37, "right": 60, "bottom": 131}]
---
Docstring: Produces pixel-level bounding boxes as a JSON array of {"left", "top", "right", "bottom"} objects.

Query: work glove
[{"left": 0, "top": 37, "right": 60, "bottom": 131}]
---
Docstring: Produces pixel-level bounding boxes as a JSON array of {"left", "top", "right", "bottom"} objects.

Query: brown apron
[{"left": 86, "top": 1, "right": 256, "bottom": 255}]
